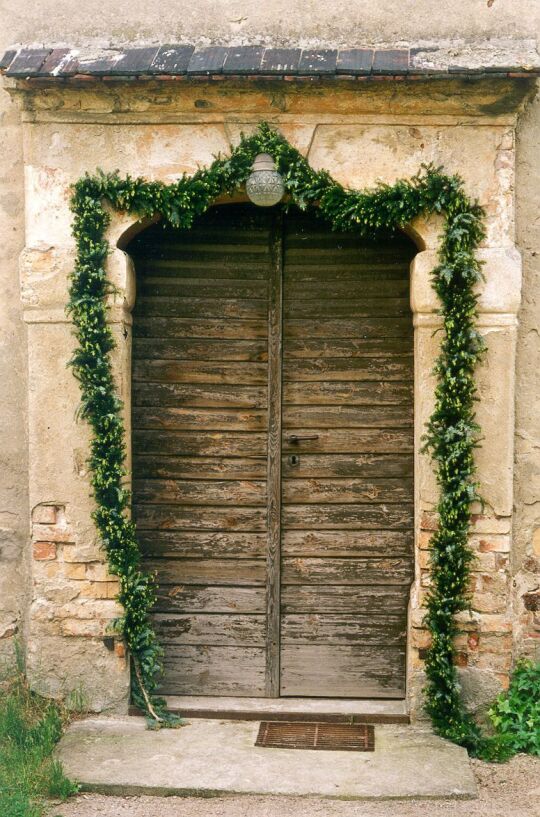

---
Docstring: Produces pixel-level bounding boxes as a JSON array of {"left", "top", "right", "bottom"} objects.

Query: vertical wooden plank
[{"left": 265, "top": 208, "right": 283, "bottom": 696}]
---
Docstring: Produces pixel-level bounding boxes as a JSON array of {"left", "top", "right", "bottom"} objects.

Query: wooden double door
[{"left": 130, "top": 204, "right": 415, "bottom": 699}]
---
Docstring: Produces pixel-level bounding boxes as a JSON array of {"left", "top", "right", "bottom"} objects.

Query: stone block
[
  {"left": 260, "top": 48, "right": 302, "bottom": 75},
  {"left": 61, "top": 618, "right": 107, "bottom": 637},
  {"left": 111, "top": 47, "right": 161, "bottom": 76},
  {"left": 309, "top": 124, "right": 513, "bottom": 246},
  {"left": 62, "top": 541, "right": 104, "bottom": 563},
  {"left": 475, "top": 651, "right": 512, "bottom": 672},
  {"left": 410, "top": 246, "right": 522, "bottom": 316},
  {"left": 420, "top": 511, "right": 438, "bottom": 531},
  {"left": 475, "top": 327, "right": 517, "bottom": 516},
  {"left": 32, "top": 524, "right": 73, "bottom": 544},
  {"left": 26, "top": 634, "right": 129, "bottom": 713},
  {"left": 46, "top": 599, "right": 122, "bottom": 621},
  {"left": 479, "top": 634, "right": 513, "bottom": 652},
  {"left": 532, "top": 528, "right": 540, "bottom": 556},
  {"left": 470, "top": 514, "right": 512, "bottom": 534},
  {"left": 32, "top": 504, "right": 58, "bottom": 525},
  {"left": 475, "top": 535, "right": 511, "bottom": 553},
  {"left": 106, "top": 249, "right": 136, "bottom": 312},
  {"left": 7, "top": 48, "right": 51, "bottom": 77},
  {"left": 411, "top": 628, "right": 431, "bottom": 649},
  {"left": 523, "top": 591, "right": 540, "bottom": 612},
  {"left": 415, "top": 329, "right": 440, "bottom": 506},
  {"left": 478, "top": 572, "right": 509, "bottom": 595},
  {"left": 372, "top": 49, "right": 409, "bottom": 75},
  {"left": 472, "top": 592, "right": 507, "bottom": 614},
  {"left": 457, "top": 667, "right": 504, "bottom": 717},
  {"left": 33, "top": 541, "right": 56, "bottom": 560},
  {"left": 223, "top": 47, "right": 264, "bottom": 75},
  {"left": 64, "top": 563, "right": 86, "bottom": 580},
  {"left": 453, "top": 613, "right": 512, "bottom": 634},
  {"left": 79, "top": 581, "right": 119, "bottom": 600},
  {"left": 85, "top": 563, "right": 115, "bottom": 582}
]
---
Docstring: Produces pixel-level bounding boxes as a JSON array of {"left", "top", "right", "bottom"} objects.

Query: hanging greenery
[{"left": 68, "top": 122, "right": 501, "bottom": 753}]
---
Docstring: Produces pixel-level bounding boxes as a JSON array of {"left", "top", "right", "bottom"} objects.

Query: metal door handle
[{"left": 287, "top": 434, "right": 319, "bottom": 444}]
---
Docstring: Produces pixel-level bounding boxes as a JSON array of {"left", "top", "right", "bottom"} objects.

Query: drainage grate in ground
[{"left": 255, "top": 721, "right": 375, "bottom": 752}]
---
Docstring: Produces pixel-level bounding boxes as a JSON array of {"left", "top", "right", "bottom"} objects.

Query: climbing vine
[{"left": 68, "top": 123, "right": 500, "bottom": 752}]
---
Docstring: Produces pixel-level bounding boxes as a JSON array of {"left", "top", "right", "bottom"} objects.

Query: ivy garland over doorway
[{"left": 68, "top": 123, "right": 495, "bottom": 753}]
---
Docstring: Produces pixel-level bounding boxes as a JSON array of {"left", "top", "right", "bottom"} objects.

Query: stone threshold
[
  {"left": 57, "top": 717, "right": 477, "bottom": 799},
  {"left": 128, "top": 695, "right": 410, "bottom": 723}
]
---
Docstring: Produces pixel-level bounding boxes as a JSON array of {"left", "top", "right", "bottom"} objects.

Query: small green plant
[
  {"left": 0, "top": 667, "right": 78, "bottom": 817},
  {"left": 489, "top": 660, "right": 540, "bottom": 756}
]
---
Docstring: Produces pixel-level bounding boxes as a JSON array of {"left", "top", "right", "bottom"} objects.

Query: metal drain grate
[{"left": 255, "top": 721, "right": 375, "bottom": 752}]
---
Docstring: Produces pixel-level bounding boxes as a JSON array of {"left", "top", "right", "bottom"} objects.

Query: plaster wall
[
  {"left": 514, "top": 91, "right": 540, "bottom": 663},
  {"left": 3, "top": 0, "right": 539, "bottom": 47},
  {"left": 0, "top": 0, "right": 538, "bottom": 713},
  {"left": 0, "top": 21, "right": 28, "bottom": 668},
  {"left": 8, "top": 75, "right": 524, "bottom": 712}
]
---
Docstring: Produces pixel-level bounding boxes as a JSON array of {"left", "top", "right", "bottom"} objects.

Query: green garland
[{"left": 68, "top": 122, "right": 497, "bottom": 752}]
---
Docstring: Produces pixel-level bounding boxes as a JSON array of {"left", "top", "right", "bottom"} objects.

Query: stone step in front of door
[
  {"left": 129, "top": 695, "right": 410, "bottom": 723},
  {"left": 57, "top": 717, "right": 477, "bottom": 800}
]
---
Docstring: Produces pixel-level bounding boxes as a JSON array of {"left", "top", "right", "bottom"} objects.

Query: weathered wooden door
[
  {"left": 279, "top": 211, "right": 414, "bottom": 697},
  {"left": 130, "top": 204, "right": 414, "bottom": 699}
]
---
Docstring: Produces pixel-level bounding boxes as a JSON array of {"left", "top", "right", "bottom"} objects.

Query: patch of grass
[{"left": 0, "top": 662, "right": 78, "bottom": 817}]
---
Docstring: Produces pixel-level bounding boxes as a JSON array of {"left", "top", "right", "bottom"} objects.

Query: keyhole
[{"left": 289, "top": 454, "right": 299, "bottom": 467}]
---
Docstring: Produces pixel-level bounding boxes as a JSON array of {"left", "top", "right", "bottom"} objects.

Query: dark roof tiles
[
  {"left": 1, "top": 44, "right": 538, "bottom": 81},
  {"left": 150, "top": 45, "right": 194, "bottom": 74},
  {"left": 298, "top": 49, "right": 338, "bottom": 74},
  {"left": 223, "top": 46, "right": 264, "bottom": 74}
]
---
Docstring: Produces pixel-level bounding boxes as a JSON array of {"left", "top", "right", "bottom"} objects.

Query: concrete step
[
  {"left": 57, "top": 716, "right": 477, "bottom": 799},
  {"left": 130, "top": 695, "right": 409, "bottom": 723}
]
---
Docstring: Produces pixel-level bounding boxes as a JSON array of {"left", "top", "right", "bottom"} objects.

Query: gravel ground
[{"left": 49, "top": 754, "right": 539, "bottom": 817}]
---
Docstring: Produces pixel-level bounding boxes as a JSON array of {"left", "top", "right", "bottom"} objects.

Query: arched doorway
[{"left": 128, "top": 203, "right": 415, "bottom": 699}]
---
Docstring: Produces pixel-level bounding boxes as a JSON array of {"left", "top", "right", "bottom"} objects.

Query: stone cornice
[{"left": 4, "top": 75, "right": 535, "bottom": 121}]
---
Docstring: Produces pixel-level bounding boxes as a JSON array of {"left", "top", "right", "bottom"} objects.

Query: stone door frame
[{"left": 13, "top": 78, "right": 523, "bottom": 713}]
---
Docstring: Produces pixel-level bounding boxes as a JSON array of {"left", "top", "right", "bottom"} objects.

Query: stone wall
[
  {"left": 0, "top": 26, "right": 28, "bottom": 670},
  {"left": 0, "top": 0, "right": 538, "bottom": 713},
  {"left": 514, "top": 91, "right": 540, "bottom": 664},
  {"left": 4, "top": 75, "right": 527, "bottom": 712}
]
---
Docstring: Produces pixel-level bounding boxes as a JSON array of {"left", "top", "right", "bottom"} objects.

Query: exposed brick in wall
[
  {"left": 411, "top": 511, "right": 515, "bottom": 690},
  {"left": 30, "top": 503, "right": 124, "bottom": 650}
]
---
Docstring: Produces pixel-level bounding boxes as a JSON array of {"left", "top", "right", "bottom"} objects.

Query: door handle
[{"left": 287, "top": 434, "right": 319, "bottom": 444}]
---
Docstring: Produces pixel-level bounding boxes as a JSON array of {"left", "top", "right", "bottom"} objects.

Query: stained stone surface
[{"left": 57, "top": 717, "right": 477, "bottom": 799}]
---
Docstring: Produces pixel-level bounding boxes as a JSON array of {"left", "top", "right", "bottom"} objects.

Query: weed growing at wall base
[
  {"left": 0, "top": 656, "right": 77, "bottom": 817},
  {"left": 489, "top": 660, "right": 540, "bottom": 756},
  {"left": 69, "top": 122, "right": 505, "bottom": 754}
]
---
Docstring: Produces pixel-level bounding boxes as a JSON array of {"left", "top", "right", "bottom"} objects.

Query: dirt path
[{"left": 50, "top": 754, "right": 539, "bottom": 817}]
